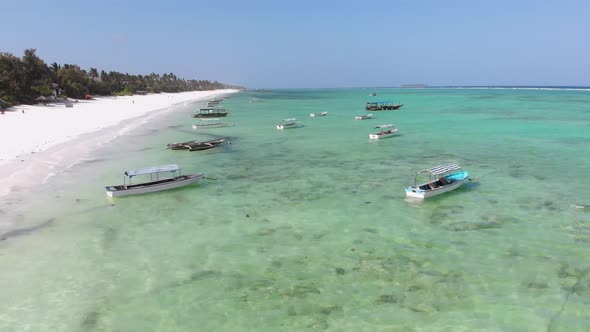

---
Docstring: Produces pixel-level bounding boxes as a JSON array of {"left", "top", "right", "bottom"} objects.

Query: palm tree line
[{"left": 0, "top": 49, "right": 240, "bottom": 106}]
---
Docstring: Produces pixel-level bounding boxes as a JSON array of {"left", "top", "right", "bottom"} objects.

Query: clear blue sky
[{"left": 3, "top": 0, "right": 590, "bottom": 88}]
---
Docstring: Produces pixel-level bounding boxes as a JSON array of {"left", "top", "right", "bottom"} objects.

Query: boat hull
[
  {"left": 369, "top": 129, "right": 398, "bottom": 139},
  {"left": 167, "top": 138, "right": 226, "bottom": 150},
  {"left": 192, "top": 123, "right": 226, "bottom": 129},
  {"left": 277, "top": 123, "right": 303, "bottom": 129},
  {"left": 193, "top": 113, "right": 228, "bottom": 118},
  {"left": 405, "top": 171, "right": 469, "bottom": 199},
  {"left": 309, "top": 112, "right": 328, "bottom": 117},
  {"left": 106, "top": 174, "right": 204, "bottom": 197},
  {"left": 355, "top": 114, "right": 373, "bottom": 120},
  {"left": 188, "top": 144, "right": 216, "bottom": 151},
  {"left": 366, "top": 104, "right": 403, "bottom": 111}
]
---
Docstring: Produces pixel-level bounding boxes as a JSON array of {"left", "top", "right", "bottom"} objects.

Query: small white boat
[
  {"left": 309, "top": 112, "right": 328, "bottom": 117},
  {"left": 369, "top": 124, "right": 398, "bottom": 139},
  {"left": 207, "top": 98, "right": 223, "bottom": 107},
  {"left": 276, "top": 118, "right": 303, "bottom": 129},
  {"left": 355, "top": 114, "right": 373, "bottom": 120},
  {"left": 405, "top": 164, "right": 470, "bottom": 199},
  {"left": 105, "top": 164, "right": 203, "bottom": 197}
]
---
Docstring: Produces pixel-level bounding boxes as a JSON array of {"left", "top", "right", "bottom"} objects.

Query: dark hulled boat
[
  {"left": 167, "top": 138, "right": 227, "bottom": 151},
  {"left": 365, "top": 101, "right": 403, "bottom": 111},
  {"left": 193, "top": 106, "right": 229, "bottom": 118}
]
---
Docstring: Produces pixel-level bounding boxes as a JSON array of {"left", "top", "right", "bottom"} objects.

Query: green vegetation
[{"left": 0, "top": 49, "right": 240, "bottom": 107}]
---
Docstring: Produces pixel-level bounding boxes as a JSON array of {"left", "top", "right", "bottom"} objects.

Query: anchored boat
[
  {"left": 193, "top": 106, "right": 228, "bottom": 118},
  {"left": 369, "top": 124, "right": 398, "bottom": 139},
  {"left": 276, "top": 118, "right": 303, "bottom": 129},
  {"left": 365, "top": 101, "right": 403, "bottom": 111},
  {"left": 405, "top": 163, "right": 469, "bottom": 199},
  {"left": 309, "top": 112, "right": 328, "bottom": 117},
  {"left": 167, "top": 138, "right": 226, "bottom": 151},
  {"left": 207, "top": 98, "right": 223, "bottom": 107},
  {"left": 355, "top": 114, "right": 373, "bottom": 120},
  {"left": 105, "top": 164, "right": 203, "bottom": 197}
]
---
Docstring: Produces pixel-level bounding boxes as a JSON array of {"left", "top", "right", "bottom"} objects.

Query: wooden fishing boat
[
  {"left": 207, "top": 98, "right": 223, "bottom": 107},
  {"left": 276, "top": 118, "right": 303, "bottom": 129},
  {"left": 187, "top": 143, "right": 216, "bottom": 151},
  {"left": 405, "top": 164, "right": 470, "bottom": 199},
  {"left": 369, "top": 124, "right": 398, "bottom": 139},
  {"left": 365, "top": 101, "right": 403, "bottom": 111},
  {"left": 309, "top": 112, "right": 328, "bottom": 117},
  {"left": 355, "top": 114, "right": 373, "bottom": 120},
  {"left": 167, "top": 138, "right": 226, "bottom": 150},
  {"left": 105, "top": 164, "right": 203, "bottom": 197}
]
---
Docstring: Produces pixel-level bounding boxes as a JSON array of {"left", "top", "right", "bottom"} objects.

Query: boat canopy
[
  {"left": 200, "top": 106, "right": 225, "bottom": 111},
  {"left": 124, "top": 164, "right": 180, "bottom": 177},
  {"left": 422, "top": 163, "right": 461, "bottom": 176},
  {"left": 367, "top": 101, "right": 394, "bottom": 105},
  {"left": 374, "top": 124, "right": 394, "bottom": 129}
]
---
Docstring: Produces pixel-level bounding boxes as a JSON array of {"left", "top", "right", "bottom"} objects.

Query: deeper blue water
[{"left": 0, "top": 88, "right": 589, "bottom": 331}]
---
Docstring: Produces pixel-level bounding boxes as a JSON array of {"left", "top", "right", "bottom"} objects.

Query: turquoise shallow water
[{"left": 1, "top": 88, "right": 590, "bottom": 331}]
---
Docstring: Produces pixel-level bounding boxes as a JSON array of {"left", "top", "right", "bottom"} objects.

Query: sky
[{"left": 2, "top": 0, "right": 590, "bottom": 88}]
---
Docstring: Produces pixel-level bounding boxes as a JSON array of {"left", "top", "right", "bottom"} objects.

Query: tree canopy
[{"left": 0, "top": 49, "right": 240, "bottom": 106}]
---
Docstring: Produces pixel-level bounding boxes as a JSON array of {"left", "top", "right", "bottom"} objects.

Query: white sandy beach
[{"left": 0, "top": 89, "right": 238, "bottom": 197}]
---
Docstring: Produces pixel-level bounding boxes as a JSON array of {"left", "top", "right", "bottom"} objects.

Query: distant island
[
  {"left": 0, "top": 49, "right": 241, "bottom": 107},
  {"left": 400, "top": 84, "right": 428, "bottom": 88}
]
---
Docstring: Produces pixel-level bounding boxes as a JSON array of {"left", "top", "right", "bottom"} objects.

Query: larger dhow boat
[
  {"left": 193, "top": 106, "right": 229, "bottom": 118},
  {"left": 105, "top": 164, "right": 203, "bottom": 197},
  {"left": 405, "top": 163, "right": 469, "bottom": 199},
  {"left": 366, "top": 101, "right": 403, "bottom": 111}
]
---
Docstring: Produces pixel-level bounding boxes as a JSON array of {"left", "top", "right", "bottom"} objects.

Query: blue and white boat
[
  {"left": 405, "top": 163, "right": 469, "bottom": 199},
  {"left": 105, "top": 164, "right": 203, "bottom": 197}
]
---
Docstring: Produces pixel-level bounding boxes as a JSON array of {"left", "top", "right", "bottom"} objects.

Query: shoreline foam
[{"left": 0, "top": 89, "right": 239, "bottom": 198}]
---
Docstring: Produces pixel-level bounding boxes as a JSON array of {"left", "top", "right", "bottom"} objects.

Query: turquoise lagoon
[{"left": 0, "top": 88, "right": 589, "bottom": 331}]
